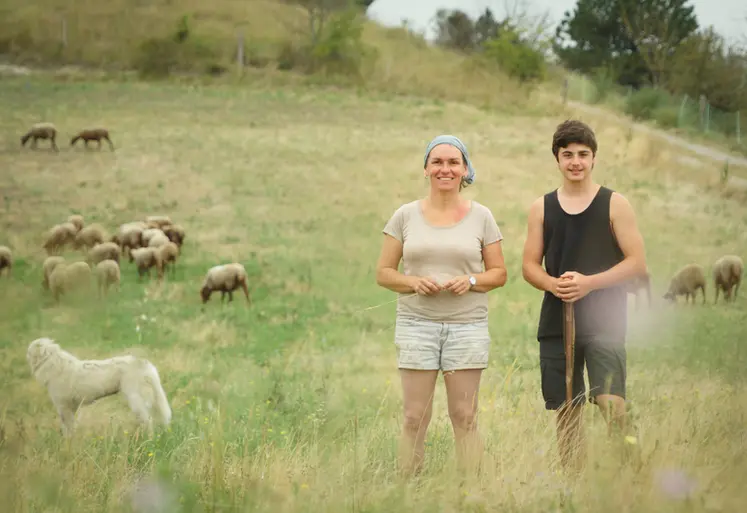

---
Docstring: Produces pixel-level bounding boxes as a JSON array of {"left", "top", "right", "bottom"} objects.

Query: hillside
[{"left": 0, "top": 0, "right": 550, "bottom": 113}]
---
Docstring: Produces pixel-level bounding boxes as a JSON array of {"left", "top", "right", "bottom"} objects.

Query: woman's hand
[
  {"left": 442, "top": 275, "right": 472, "bottom": 296},
  {"left": 408, "top": 276, "right": 443, "bottom": 296}
]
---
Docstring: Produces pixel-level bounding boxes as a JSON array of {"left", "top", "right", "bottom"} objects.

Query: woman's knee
[
  {"left": 448, "top": 403, "right": 478, "bottom": 430},
  {"left": 402, "top": 406, "right": 432, "bottom": 433}
]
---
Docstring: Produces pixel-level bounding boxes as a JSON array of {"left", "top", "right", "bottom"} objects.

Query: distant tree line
[{"left": 432, "top": 0, "right": 746, "bottom": 114}]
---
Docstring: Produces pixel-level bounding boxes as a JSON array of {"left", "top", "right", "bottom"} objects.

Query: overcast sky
[{"left": 367, "top": 0, "right": 746, "bottom": 47}]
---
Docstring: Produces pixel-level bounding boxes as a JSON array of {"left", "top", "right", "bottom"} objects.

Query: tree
[
  {"left": 432, "top": 8, "right": 476, "bottom": 52},
  {"left": 553, "top": 0, "right": 698, "bottom": 88},
  {"left": 619, "top": 0, "right": 698, "bottom": 86}
]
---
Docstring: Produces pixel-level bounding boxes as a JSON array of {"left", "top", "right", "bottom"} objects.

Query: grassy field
[{"left": 1, "top": 75, "right": 746, "bottom": 512}]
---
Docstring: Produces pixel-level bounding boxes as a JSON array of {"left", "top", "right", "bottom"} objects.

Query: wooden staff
[{"left": 563, "top": 301, "right": 576, "bottom": 406}]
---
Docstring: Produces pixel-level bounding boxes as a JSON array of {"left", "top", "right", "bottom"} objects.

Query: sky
[{"left": 367, "top": 0, "right": 747, "bottom": 47}]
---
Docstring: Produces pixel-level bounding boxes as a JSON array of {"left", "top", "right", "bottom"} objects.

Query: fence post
[
  {"left": 738, "top": 111, "right": 742, "bottom": 145},
  {"left": 236, "top": 33, "right": 244, "bottom": 75},
  {"left": 61, "top": 17, "right": 67, "bottom": 48},
  {"left": 705, "top": 102, "right": 710, "bottom": 133},
  {"left": 699, "top": 94, "right": 706, "bottom": 130},
  {"left": 678, "top": 94, "right": 688, "bottom": 127},
  {"left": 562, "top": 77, "right": 568, "bottom": 105}
]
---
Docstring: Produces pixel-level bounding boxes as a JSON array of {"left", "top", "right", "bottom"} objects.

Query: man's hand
[
  {"left": 442, "top": 275, "right": 472, "bottom": 296},
  {"left": 556, "top": 271, "right": 593, "bottom": 303}
]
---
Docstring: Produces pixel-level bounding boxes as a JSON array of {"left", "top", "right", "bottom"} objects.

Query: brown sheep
[
  {"left": 71, "top": 128, "right": 115, "bottom": 151},
  {"left": 145, "top": 216, "right": 172, "bottom": 229},
  {"left": 95, "top": 259, "right": 121, "bottom": 296},
  {"left": 73, "top": 225, "right": 106, "bottom": 251},
  {"left": 67, "top": 215, "right": 84, "bottom": 233},
  {"left": 161, "top": 224, "right": 186, "bottom": 247},
  {"left": 48, "top": 261, "right": 92, "bottom": 303},
  {"left": 200, "top": 263, "right": 251, "bottom": 304},
  {"left": 624, "top": 271, "right": 652, "bottom": 310},
  {"left": 148, "top": 233, "right": 170, "bottom": 249},
  {"left": 21, "top": 122, "right": 58, "bottom": 151},
  {"left": 0, "top": 245, "right": 12, "bottom": 277},
  {"left": 43, "top": 222, "right": 78, "bottom": 255},
  {"left": 142, "top": 228, "right": 166, "bottom": 246},
  {"left": 158, "top": 242, "right": 180, "bottom": 277},
  {"left": 112, "top": 223, "right": 146, "bottom": 258},
  {"left": 663, "top": 264, "right": 706, "bottom": 304},
  {"left": 88, "top": 241, "right": 121, "bottom": 266},
  {"left": 130, "top": 247, "right": 164, "bottom": 281},
  {"left": 42, "top": 256, "right": 65, "bottom": 290},
  {"left": 713, "top": 255, "right": 743, "bottom": 304}
]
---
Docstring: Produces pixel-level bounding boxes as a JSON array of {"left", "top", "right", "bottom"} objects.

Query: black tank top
[{"left": 537, "top": 186, "right": 627, "bottom": 341}]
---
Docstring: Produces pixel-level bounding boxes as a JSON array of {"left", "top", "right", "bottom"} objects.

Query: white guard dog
[{"left": 26, "top": 337, "right": 172, "bottom": 436}]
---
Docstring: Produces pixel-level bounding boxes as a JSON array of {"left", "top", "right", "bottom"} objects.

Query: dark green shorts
[{"left": 539, "top": 335, "right": 626, "bottom": 410}]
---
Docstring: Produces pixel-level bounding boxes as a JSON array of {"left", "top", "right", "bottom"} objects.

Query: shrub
[
  {"left": 625, "top": 87, "right": 670, "bottom": 121},
  {"left": 482, "top": 29, "right": 546, "bottom": 83}
]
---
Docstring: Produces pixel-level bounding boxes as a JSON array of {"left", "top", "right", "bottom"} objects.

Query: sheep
[
  {"left": 43, "top": 222, "right": 78, "bottom": 255},
  {"left": 0, "top": 245, "right": 12, "bottom": 278},
  {"left": 88, "top": 241, "right": 121, "bottom": 266},
  {"left": 200, "top": 263, "right": 251, "bottom": 304},
  {"left": 147, "top": 232, "right": 170, "bottom": 249},
  {"left": 70, "top": 128, "right": 115, "bottom": 151},
  {"left": 624, "top": 270, "right": 652, "bottom": 309},
  {"left": 158, "top": 242, "right": 180, "bottom": 277},
  {"left": 663, "top": 263, "right": 706, "bottom": 304},
  {"left": 129, "top": 247, "right": 163, "bottom": 280},
  {"left": 21, "top": 122, "right": 58, "bottom": 151},
  {"left": 95, "top": 259, "right": 120, "bottom": 296},
  {"left": 48, "top": 261, "right": 92, "bottom": 303},
  {"left": 112, "top": 222, "right": 147, "bottom": 257},
  {"left": 713, "top": 255, "right": 743, "bottom": 304},
  {"left": 161, "top": 224, "right": 186, "bottom": 247},
  {"left": 145, "top": 216, "right": 173, "bottom": 229},
  {"left": 142, "top": 228, "right": 166, "bottom": 246},
  {"left": 73, "top": 225, "right": 106, "bottom": 251},
  {"left": 67, "top": 215, "right": 84, "bottom": 233},
  {"left": 42, "top": 256, "right": 65, "bottom": 290}
]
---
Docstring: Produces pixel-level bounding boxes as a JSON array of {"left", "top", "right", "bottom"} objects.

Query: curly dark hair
[{"left": 551, "top": 120, "right": 597, "bottom": 160}]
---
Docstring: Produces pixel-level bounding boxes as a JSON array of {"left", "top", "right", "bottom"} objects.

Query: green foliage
[
  {"left": 483, "top": 29, "right": 546, "bottom": 83},
  {"left": 624, "top": 86, "right": 670, "bottom": 120},
  {"left": 132, "top": 16, "right": 220, "bottom": 78}
]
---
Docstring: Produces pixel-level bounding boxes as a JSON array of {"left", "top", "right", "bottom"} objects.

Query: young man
[{"left": 521, "top": 120, "right": 648, "bottom": 472}]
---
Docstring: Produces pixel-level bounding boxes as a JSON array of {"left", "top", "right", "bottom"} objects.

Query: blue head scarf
[{"left": 423, "top": 135, "right": 476, "bottom": 185}]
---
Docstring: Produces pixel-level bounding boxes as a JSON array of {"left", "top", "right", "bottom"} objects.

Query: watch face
[{"left": 469, "top": 276, "right": 476, "bottom": 285}]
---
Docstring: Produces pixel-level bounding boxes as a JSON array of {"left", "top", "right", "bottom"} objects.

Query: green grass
[{"left": 1, "top": 75, "right": 746, "bottom": 512}]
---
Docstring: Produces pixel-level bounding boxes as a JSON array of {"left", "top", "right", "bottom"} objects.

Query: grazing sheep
[
  {"left": 663, "top": 264, "right": 706, "bottom": 304},
  {"left": 48, "top": 261, "right": 92, "bottom": 302},
  {"left": 161, "top": 224, "right": 186, "bottom": 247},
  {"left": 0, "top": 245, "right": 12, "bottom": 277},
  {"left": 158, "top": 242, "right": 179, "bottom": 277},
  {"left": 21, "top": 122, "right": 58, "bottom": 151},
  {"left": 26, "top": 337, "right": 171, "bottom": 436},
  {"left": 88, "top": 241, "right": 121, "bottom": 266},
  {"left": 112, "top": 223, "right": 146, "bottom": 258},
  {"left": 147, "top": 232, "right": 170, "bottom": 249},
  {"left": 95, "top": 259, "right": 121, "bottom": 296},
  {"left": 624, "top": 271, "right": 652, "bottom": 309},
  {"left": 713, "top": 255, "right": 743, "bottom": 304},
  {"left": 200, "top": 263, "right": 251, "bottom": 304},
  {"left": 43, "top": 222, "right": 78, "bottom": 255},
  {"left": 67, "top": 215, "right": 84, "bottom": 233},
  {"left": 71, "top": 128, "right": 115, "bottom": 151},
  {"left": 42, "top": 255, "right": 65, "bottom": 290},
  {"left": 142, "top": 228, "right": 166, "bottom": 246},
  {"left": 145, "top": 216, "right": 172, "bottom": 229},
  {"left": 129, "top": 247, "right": 163, "bottom": 280},
  {"left": 73, "top": 225, "right": 106, "bottom": 251}
]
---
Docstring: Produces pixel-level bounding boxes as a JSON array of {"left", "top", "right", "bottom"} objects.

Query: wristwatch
[{"left": 468, "top": 275, "right": 477, "bottom": 288}]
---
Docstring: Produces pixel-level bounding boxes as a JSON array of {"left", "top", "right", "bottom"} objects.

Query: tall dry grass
[{"left": 0, "top": 76, "right": 745, "bottom": 512}]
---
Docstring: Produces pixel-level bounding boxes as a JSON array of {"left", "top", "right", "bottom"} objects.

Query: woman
[{"left": 375, "top": 134, "right": 507, "bottom": 476}]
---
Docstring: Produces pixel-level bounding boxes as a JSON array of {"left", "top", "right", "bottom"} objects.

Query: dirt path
[{"left": 568, "top": 101, "right": 747, "bottom": 170}]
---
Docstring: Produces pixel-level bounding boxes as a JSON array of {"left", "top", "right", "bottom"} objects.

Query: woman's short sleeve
[
  {"left": 382, "top": 206, "right": 405, "bottom": 243},
  {"left": 483, "top": 207, "right": 503, "bottom": 246}
]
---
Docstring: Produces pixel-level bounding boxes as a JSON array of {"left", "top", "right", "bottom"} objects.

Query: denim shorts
[{"left": 393, "top": 316, "right": 491, "bottom": 372}]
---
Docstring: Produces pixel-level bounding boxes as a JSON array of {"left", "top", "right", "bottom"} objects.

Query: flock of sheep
[
  {"left": 20, "top": 122, "right": 115, "bottom": 152},
  {"left": 661, "top": 255, "right": 743, "bottom": 305},
  {"left": 0, "top": 213, "right": 251, "bottom": 305}
]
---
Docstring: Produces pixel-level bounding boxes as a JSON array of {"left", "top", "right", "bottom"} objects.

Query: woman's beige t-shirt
[{"left": 382, "top": 199, "right": 503, "bottom": 323}]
